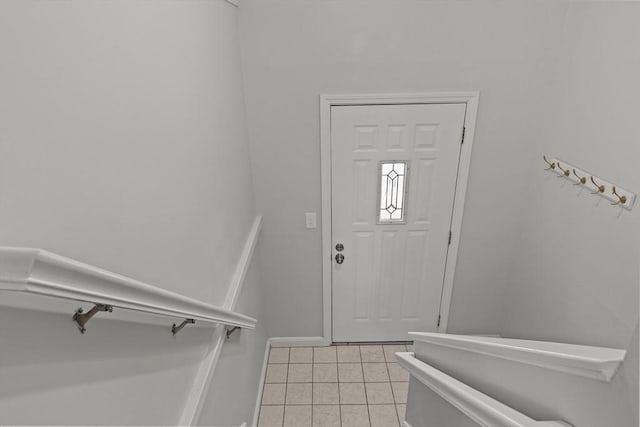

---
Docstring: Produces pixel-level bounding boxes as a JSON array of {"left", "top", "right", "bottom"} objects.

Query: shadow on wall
[{"left": 0, "top": 304, "right": 212, "bottom": 424}]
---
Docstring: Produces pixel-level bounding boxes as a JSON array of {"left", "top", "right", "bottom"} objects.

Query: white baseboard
[
  {"left": 269, "top": 336, "right": 328, "bottom": 348},
  {"left": 402, "top": 421, "right": 413, "bottom": 427}
]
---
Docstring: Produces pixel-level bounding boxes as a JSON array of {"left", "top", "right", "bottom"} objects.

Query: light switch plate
[{"left": 305, "top": 212, "right": 317, "bottom": 229}]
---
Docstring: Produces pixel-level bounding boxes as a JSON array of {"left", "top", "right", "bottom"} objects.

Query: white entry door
[{"left": 331, "top": 103, "right": 466, "bottom": 342}]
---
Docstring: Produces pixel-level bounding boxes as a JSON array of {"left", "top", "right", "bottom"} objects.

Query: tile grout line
[
  {"left": 385, "top": 345, "right": 402, "bottom": 427},
  {"left": 385, "top": 346, "right": 401, "bottom": 426},
  {"left": 360, "top": 345, "right": 373, "bottom": 427},
  {"left": 336, "top": 345, "right": 342, "bottom": 426},
  {"left": 337, "top": 345, "right": 343, "bottom": 426},
  {"left": 280, "top": 403, "right": 404, "bottom": 406},
  {"left": 282, "top": 348, "right": 289, "bottom": 427},
  {"left": 311, "top": 347, "right": 314, "bottom": 427}
]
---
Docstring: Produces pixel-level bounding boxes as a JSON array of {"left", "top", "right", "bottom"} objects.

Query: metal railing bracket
[
  {"left": 172, "top": 318, "right": 195, "bottom": 336},
  {"left": 72, "top": 304, "right": 113, "bottom": 334}
]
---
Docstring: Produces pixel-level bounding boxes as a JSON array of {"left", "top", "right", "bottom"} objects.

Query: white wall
[
  {"left": 468, "top": 3, "right": 640, "bottom": 425},
  {"left": 0, "top": 1, "right": 265, "bottom": 424},
  {"left": 500, "top": 2, "right": 640, "bottom": 351},
  {"left": 239, "top": 0, "right": 568, "bottom": 337},
  {"left": 0, "top": 304, "right": 211, "bottom": 425},
  {"left": 0, "top": 0, "right": 254, "bottom": 305},
  {"left": 406, "top": 379, "right": 480, "bottom": 427}
]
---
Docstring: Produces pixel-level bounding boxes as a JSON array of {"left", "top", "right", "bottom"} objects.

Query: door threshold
[{"left": 332, "top": 341, "right": 412, "bottom": 346}]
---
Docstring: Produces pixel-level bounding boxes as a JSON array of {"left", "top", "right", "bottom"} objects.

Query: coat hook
[
  {"left": 543, "top": 155, "right": 556, "bottom": 170},
  {"left": 572, "top": 169, "right": 586, "bottom": 185},
  {"left": 172, "top": 318, "right": 195, "bottom": 336},
  {"left": 590, "top": 176, "right": 605, "bottom": 194},
  {"left": 611, "top": 186, "right": 627, "bottom": 206},
  {"left": 556, "top": 162, "right": 570, "bottom": 177}
]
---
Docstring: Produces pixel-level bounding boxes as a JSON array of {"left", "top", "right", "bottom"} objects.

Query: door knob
[{"left": 335, "top": 253, "right": 344, "bottom": 264}]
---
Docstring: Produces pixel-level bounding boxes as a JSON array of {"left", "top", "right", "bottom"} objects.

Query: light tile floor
[{"left": 258, "top": 344, "right": 412, "bottom": 427}]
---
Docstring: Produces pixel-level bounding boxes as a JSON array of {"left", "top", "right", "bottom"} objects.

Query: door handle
[{"left": 335, "top": 253, "right": 344, "bottom": 264}]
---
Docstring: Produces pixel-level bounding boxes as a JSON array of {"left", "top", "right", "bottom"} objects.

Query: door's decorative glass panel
[{"left": 378, "top": 161, "right": 408, "bottom": 223}]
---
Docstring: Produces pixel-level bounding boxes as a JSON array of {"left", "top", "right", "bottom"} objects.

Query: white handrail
[
  {"left": 409, "top": 332, "right": 625, "bottom": 382},
  {"left": 395, "top": 352, "right": 571, "bottom": 427},
  {"left": 0, "top": 247, "right": 257, "bottom": 330}
]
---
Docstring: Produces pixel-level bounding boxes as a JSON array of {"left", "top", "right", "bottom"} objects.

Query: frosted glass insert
[{"left": 379, "top": 161, "right": 408, "bottom": 223}]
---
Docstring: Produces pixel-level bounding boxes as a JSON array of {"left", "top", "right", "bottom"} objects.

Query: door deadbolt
[
  {"left": 335, "top": 243, "right": 344, "bottom": 252},
  {"left": 335, "top": 253, "right": 344, "bottom": 264}
]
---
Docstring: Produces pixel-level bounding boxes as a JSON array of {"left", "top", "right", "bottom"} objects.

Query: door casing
[{"left": 319, "top": 92, "right": 480, "bottom": 345}]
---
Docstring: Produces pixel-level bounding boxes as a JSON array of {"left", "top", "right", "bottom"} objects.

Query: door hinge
[
  {"left": 448, "top": 231, "right": 452, "bottom": 245},
  {"left": 437, "top": 314, "right": 441, "bottom": 328},
  {"left": 461, "top": 126, "right": 466, "bottom": 144}
]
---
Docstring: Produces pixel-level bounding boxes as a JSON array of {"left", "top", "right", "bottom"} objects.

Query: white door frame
[{"left": 320, "top": 92, "right": 479, "bottom": 345}]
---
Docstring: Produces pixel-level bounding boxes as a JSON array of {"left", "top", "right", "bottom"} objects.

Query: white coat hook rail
[{"left": 543, "top": 155, "right": 636, "bottom": 210}]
